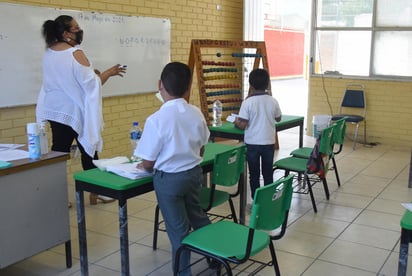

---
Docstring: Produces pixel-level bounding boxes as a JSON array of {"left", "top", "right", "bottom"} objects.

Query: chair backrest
[
  {"left": 341, "top": 90, "right": 365, "bottom": 108},
  {"left": 306, "top": 124, "right": 335, "bottom": 178},
  {"left": 318, "top": 124, "right": 335, "bottom": 156},
  {"left": 212, "top": 145, "right": 245, "bottom": 187},
  {"left": 249, "top": 175, "right": 293, "bottom": 231},
  {"left": 331, "top": 117, "right": 347, "bottom": 145},
  {"left": 339, "top": 84, "right": 366, "bottom": 116}
]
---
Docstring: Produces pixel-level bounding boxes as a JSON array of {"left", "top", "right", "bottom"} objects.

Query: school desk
[
  {"left": 73, "top": 142, "right": 245, "bottom": 276},
  {"left": 209, "top": 114, "right": 305, "bottom": 148},
  {"left": 0, "top": 151, "right": 71, "bottom": 269}
]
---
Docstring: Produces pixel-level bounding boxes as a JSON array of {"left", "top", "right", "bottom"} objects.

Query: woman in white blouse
[{"left": 36, "top": 15, "right": 126, "bottom": 205}]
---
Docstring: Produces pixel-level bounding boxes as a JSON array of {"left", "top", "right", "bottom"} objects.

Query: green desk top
[
  {"left": 209, "top": 114, "right": 304, "bottom": 134},
  {"left": 73, "top": 142, "right": 241, "bottom": 191}
]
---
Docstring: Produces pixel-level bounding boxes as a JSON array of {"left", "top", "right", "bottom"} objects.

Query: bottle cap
[{"left": 27, "top": 122, "right": 39, "bottom": 135}]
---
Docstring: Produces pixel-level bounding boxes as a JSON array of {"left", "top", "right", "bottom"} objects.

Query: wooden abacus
[{"left": 187, "top": 39, "right": 270, "bottom": 125}]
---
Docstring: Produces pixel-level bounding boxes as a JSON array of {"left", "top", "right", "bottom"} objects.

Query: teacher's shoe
[{"left": 90, "top": 193, "right": 115, "bottom": 205}]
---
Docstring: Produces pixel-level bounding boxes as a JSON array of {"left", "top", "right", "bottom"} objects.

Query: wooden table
[
  {"left": 74, "top": 142, "right": 245, "bottom": 276},
  {"left": 0, "top": 151, "right": 71, "bottom": 269}
]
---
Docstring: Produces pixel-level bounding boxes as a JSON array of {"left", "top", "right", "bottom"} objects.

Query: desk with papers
[{"left": 73, "top": 142, "right": 245, "bottom": 276}]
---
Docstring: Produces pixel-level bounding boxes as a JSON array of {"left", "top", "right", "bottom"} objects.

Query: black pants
[{"left": 49, "top": 121, "right": 98, "bottom": 170}]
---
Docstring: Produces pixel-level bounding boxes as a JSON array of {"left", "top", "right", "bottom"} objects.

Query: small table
[
  {"left": 0, "top": 151, "right": 71, "bottom": 269},
  {"left": 74, "top": 142, "right": 245, "bottom": 276},
  {"left": 209, "top": 114, "right": 305, "bottom": 148}
]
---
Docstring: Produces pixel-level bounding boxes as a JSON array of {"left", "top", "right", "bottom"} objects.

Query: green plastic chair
[
  {"left": 398, "top": 208, "right": 412, "bottom": 275},
  {"left": 273, "top": 124, "right": 335, "bottom": 213},
  {"left": 173, "top": 175, "right": 293, "bottom": 276},
  {"left": 290, "top": 117, "right": 347, "bottom": 186},
  {"left": 152, "top": 145, "right": 246, "bottom": 250}
]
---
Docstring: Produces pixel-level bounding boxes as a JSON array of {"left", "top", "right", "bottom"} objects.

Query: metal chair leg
[
  {"left": 152, "top": 204, "right": 160, "bottom": 250},
  {"left": 353, "top": 122, "right": 360, "bottom": 150}
]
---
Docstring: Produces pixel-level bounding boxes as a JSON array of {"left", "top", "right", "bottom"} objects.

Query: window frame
[{"left": 310, "top": 0, "right": 412, "bottom": 81}]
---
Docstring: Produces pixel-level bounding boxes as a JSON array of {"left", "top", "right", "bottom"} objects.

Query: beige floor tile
[
  {"left": 0, "top": 250, "right": 79, "bottom": 276},
  {"left": 338, "top": 180, "right": 387, "bottom": 197},
  {"left": 302, "top": 260, "right": 376, "bottom": 276},
  {"left": 328, "top": 191, "right": 374, "bottom": 209},
  {"left": 379, "top": 184, "right": 412, "bottom": 202},
  {"left": 69, "top": 207, "right": 119, "bottom": 233},
  {"left": 379, "top": 251, "right": 412, "bottom": 276},
  {"left": 96, "top": 243, "right": 172, "bottom": 275},
  {"left": 354, "top": 210, "right": 402, "bottom": 232},
  {"left": 288, "top": 213, "right": 349, "bottom": 238},
  {"left": 338, "top": 223, "right": 400, "bottom": 250},
  {"left": 315, "top": 203, "right": 363, "bottom": 222},
  {"left": 258, "top": 250, "right": 314, "bottom": 276},
  {"left": 319, "top": 240, "right": 391, "bottom": 273},
  {"left": 275, "top": 230, "right": 334, "bottom": 258},
  {"left": 367, "top": 198, "right": 405, "bottom": 215}
]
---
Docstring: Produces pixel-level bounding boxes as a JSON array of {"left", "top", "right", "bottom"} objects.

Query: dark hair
[
  {"left": 42, "top": 15, "right": 73, "bottom": 47},
  {"left": 249, "top": 68, "right": 269, "bottom": 91},
  {"left": 160, "top": 62, "right": 192, "bottom": 97}
]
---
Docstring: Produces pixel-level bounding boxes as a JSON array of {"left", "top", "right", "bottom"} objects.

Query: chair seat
[
  {"left": 274, "top": 156, "right": 308, "bottom": 172},
  {"left": 290, "top": 147, "right": 312, "bottom": 159},
  {"left": 199, "top": 188, "right": 230, "bottom": 210},
  {"left": 332, "top": 114, "right": 364, "bottom": 123},
  {"left": 401, "top": 210, "right": 412, "bottom": 230},
  {"left": 182, "top": 220, "right": 270, "bottom": 259}
]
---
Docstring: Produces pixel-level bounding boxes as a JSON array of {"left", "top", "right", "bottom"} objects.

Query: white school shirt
[
  {"left": 135, "top": 98, "right": 210, "bottom": 173},
  {"left": 238, "top": 94, "right": 282, "bottom": 145},
  {"left": 36, "top": 46, "right": 103, "bottom": 157}
]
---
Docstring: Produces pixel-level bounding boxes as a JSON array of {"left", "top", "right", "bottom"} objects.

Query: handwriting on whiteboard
[
  {"left": 76, "top": 13, "right": 126, "bottom": 24},
  {"left": 119, "top": 36, "right": 167, "bottom": 47}
]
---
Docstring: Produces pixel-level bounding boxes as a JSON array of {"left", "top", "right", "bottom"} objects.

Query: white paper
[
  {"left": 402, "top": 203, "right": 412, "bottom": 212},
  {"left": 93, "top": 156, "right": 130, "bottom": 171},
  {"left": 0, "top": 144, "right": 25, "bottom": 150},
  {"left": 106, "top": 162, "right": 153, "bottom": 180},
  {"left": 226, "top": 113, "right": 239, "bottom": 123},
  {"left": 0, "top": 149, "right": 29, "bottom": 161}
]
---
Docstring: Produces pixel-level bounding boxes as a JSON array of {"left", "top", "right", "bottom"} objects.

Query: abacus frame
[{"left": 187, "top": 39, "right": 270, "bottom": 125}]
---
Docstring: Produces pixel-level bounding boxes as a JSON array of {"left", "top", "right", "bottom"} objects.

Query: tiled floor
[{"left": 1, "top": 128, "right": 412, "bottom": 276}]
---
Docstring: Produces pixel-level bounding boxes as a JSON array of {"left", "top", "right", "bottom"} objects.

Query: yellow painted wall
[
  {"left": 0, "top": 0, "right": 243, "bottom": 180},
  {"left": 308, "top": 76, "right": 412, "bottom": 147}
]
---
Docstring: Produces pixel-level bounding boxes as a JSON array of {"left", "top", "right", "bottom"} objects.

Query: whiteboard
[{"left": 0, "top": 3, "right": 171, "bottom": 108}]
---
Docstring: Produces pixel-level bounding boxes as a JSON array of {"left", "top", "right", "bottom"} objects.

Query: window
[{"left": 311, "top": 0, "right": 412, "bottom": 79}]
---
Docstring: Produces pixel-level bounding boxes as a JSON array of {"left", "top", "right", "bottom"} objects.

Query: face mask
[
  {"left": 71, "top": 30, "right": 84, "bottom": 45},
  {"left": 155, "top": 91, "right": 164, "bottom": 103}
]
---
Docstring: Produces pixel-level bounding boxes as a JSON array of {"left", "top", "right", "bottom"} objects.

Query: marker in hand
[{"left": 119, "top": 65, "right": 127, "bottom": 69}]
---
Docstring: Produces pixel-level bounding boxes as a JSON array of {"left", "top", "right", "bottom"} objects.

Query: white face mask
[{"left": 155, "top": 91, "right": 164, "bottom": 103}]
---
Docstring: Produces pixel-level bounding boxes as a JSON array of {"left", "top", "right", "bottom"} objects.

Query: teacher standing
[{"left": 36, "top": 15, "right": 126, "bottom": 205}]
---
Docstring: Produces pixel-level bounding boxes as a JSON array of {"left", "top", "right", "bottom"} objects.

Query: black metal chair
[{"left": 331, "top": 84, "right": 366, "bottom": 150}]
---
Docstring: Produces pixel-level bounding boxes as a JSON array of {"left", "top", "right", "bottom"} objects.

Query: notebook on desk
[{"left": 106, "top": 162, "right": 153, "bottom": 180}]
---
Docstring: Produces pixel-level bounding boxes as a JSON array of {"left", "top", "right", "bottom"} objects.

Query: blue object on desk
[{"left": 0, "top": 161, "right": 12, "bottom": 169}]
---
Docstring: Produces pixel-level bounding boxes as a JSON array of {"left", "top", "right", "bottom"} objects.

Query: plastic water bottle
[
  {"left": 212, "top": 99, "right": 223, "bottom": 127},
  {"left": 39, "top": 121, "right": 49, "bottom": 155},
  {"left": 27, "top": 123, "right": 41, "bottom": 160},
  {"left": 130, "top": 121, "right": 142, "bottom": 161}
]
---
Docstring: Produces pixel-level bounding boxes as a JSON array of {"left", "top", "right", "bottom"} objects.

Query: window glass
[
  {"left": 315, "top": 30, "right": 370, "bottom": 76},
  {"left": 373, "top": 31, "right": 412, "bottom": 76},
  {"left": 377, "top": 0, "right": 412, "bottom": 27},
  {"left": 317, "top": 0, "right": 373, "bottom": 28}
]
